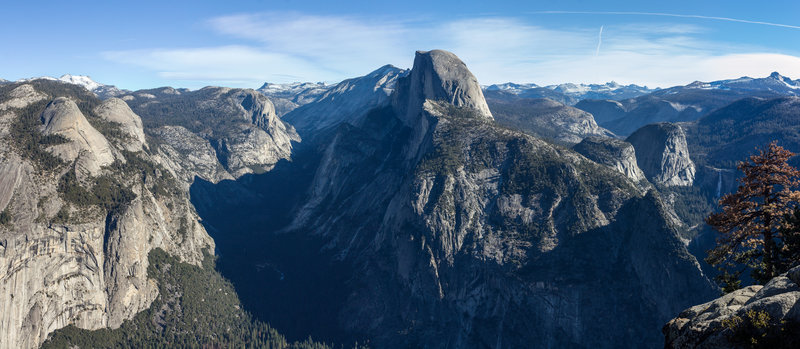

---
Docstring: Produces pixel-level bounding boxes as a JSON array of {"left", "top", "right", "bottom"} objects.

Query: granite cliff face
[
  {"left": 573, "top": 136, "right": 646, "bottom": 182},
  {"left": 39, "top": 97, "right": 116, "bottom": 177},
  {"left": 0, "top": 81, "right": 214, "bottom": 349},
  {"left": 123, "top": 86, "right": 300, "bottom": 180},
  {"left": 147, "top": 126, "right": 234, "bottom": 185},
  {"left": 284, "top": 65, "right": 404, "bottom": 135},
  {"left": 198, "top": 50, "right": 717, "bottom": 348},
  {"left": 93, "top": 98, "right": 147, "bottom": 152},
  {"left": 393, "top": 50, "right": 492, "bottom": 124},
  {"left": 627, "top": 123, "right": 695, "bottom": 187},
  {"left": 664, "top": 266, "right": 800, "bottom": 348}
]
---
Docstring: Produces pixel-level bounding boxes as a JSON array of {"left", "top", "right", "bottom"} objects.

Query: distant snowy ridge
[
  {"left": 483, "top": 81, "right": 656, "bottom": 102},
  {"left": 682, "top": 72, "right": 800, "bottom": 93},
  {"left": 256, "top": 81, "right": 334, "bottom": 116},
  {"left": 14, "top": 74, "right": 127, "bottom": 99},
  {"left": 258, "top": 81, "right": 328, "bottom": 94},
  {"left": 58, "top": 74, "right": 103, "bottom": 91},
  {"left": 257, "top": 81, "right": 331, "bottom": 100},
  {"left": 483, "top": 82, "right": 540, "bottom": 94}
]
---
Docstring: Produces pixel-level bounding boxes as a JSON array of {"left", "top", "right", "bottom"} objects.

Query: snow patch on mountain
[
  {"left": 684, "top": 72, "right": 800, "bottom": 93},
  {"left": 483, "top": 81, "right": 656, "bottom": 102},
  {"left": 257, "top": 82, "right": 331, "bottom": 103},
  {"left": 483, "top": 82, "right": 540, "bottom": 94},
  {"left": 58, "top": 74, "right": 103, "bottom": 91},
  {"left": 14, "top": 74, "right": 128, "bottom": 99},
  {"left": 547, "top": 81, "right": 655, "bottom": 99}
]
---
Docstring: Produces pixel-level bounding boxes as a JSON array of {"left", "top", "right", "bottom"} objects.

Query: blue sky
[{"left": 2, "top": 0, "right": 800, "bottom": 90}]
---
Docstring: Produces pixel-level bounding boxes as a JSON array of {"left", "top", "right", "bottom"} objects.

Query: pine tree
[
  {"left": 706, "top": 141, "right": 800, "bottom": 290},
  {"left": 779, "top": 207, "right": 800, "bottom": 271}
]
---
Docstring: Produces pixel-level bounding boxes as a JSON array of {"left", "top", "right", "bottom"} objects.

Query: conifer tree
[
  {"left": 706, "top": 141, "right": 800, "bottom": 290},
  {"left": 779, "top": 207, "right": 800, "bottom": 271}
]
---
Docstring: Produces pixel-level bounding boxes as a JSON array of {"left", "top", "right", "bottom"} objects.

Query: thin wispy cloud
[
  {"left": 102, "top": 45, "right": 334, "bottom": 84},
  {"left": 102, "top": 12, "right": 800, "bottom": 88},
  {"left": 595, "top": 25, "right": 604, "bottom": 56},
  {"left": 207, "top": 12, "right": 413, "bottom": 74},
  {"left": 530, "top": 11, "right": 800, "bottom": 30}
]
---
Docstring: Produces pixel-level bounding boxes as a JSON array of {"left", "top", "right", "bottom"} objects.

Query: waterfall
[{"left": 716, "top": 169, "right": 722, "bottom": 198}]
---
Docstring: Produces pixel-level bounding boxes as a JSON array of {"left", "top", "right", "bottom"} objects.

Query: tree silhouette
[
  {"left": 779, "top": 207, "right": 800, "bottom": 272},
  {"left": 706, "top": 141, "right": 800, "bottom": 291}
]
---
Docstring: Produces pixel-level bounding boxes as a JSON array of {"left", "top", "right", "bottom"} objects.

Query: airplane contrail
[
  {"left": 529, "top": 11, "right": 800, "bottom": 30},
  {"left": 595, "top": 25, "right": 603, "bottom": 56}
]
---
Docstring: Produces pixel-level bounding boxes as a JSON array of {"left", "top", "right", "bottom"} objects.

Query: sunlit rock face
[
  {"left": 665, "top": 266, "right": 800, "bottom": 348},
  {"left": 393, "top": 49, "right": 493, "bottom": 125},
  {"left": 627, "top": 122, "right": 695, "bottom": 187},
  {"left": 0, "top": 82, "right": 213, "bottom": 349},
  {"left": 574, "top": 136, "right": 646, "bottom": 182}
]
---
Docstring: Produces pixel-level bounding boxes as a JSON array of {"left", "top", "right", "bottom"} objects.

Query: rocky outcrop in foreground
[
  {"left": 664, "top": 266, "right": 800, "bottom": 348},
  {"left": 627, "top": 123, "right": 695, "bottom": 186}
]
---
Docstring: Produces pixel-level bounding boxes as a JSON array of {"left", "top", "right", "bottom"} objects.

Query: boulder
[{"left": 664, "top": 266, "right": 800, "bottom": 348}]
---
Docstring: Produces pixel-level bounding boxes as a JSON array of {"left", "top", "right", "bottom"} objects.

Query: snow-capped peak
[
  {"left": 483, "top": 82, "right": 540, "bottom": 94},
  {"left": 17, "top": 76, "right": 58, "bottom": 83},
  {"left": 13, "top": 74, "right": 126, "bottom": 99},
  {"left": 259, "top": 81, "right": 328, "bottom": 93},
  {"left": 16, "top": 74, "right": 105, "bottom": 92},
  {"left": 58, "top": 74, "right": 103, "bottom": 91},
  {"left": 681, "top": 72, "right": 800, "bottom": 92},
  {"left": 257, "top": 81, "right": 333, "bottom": 104},
  {"left": 551, "top": 83, "right": 590, "bottom": 94}
]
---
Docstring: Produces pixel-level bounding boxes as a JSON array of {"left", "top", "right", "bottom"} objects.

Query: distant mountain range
[
  {"left": 484, "top": 81, "right": 657, "bottom": 105},
  {"left": 676, "top": 72, "right": 800, "bottom": 95},
  {"left": 13, "top": 74, "right": 128, "bottom": 99},
  {"left": 29, "top": 71, "right": 798, "bottom": 145},
  {"left": 577, "top": 72, "right": 800, "bottom": 136},
  {"left": 14, "top": 71, "right": 799, "bottom": 120}
]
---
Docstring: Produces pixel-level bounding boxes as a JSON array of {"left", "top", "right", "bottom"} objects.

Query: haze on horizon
[{"left": 2, "top": 0, "right": 800, "bottom": 90}]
